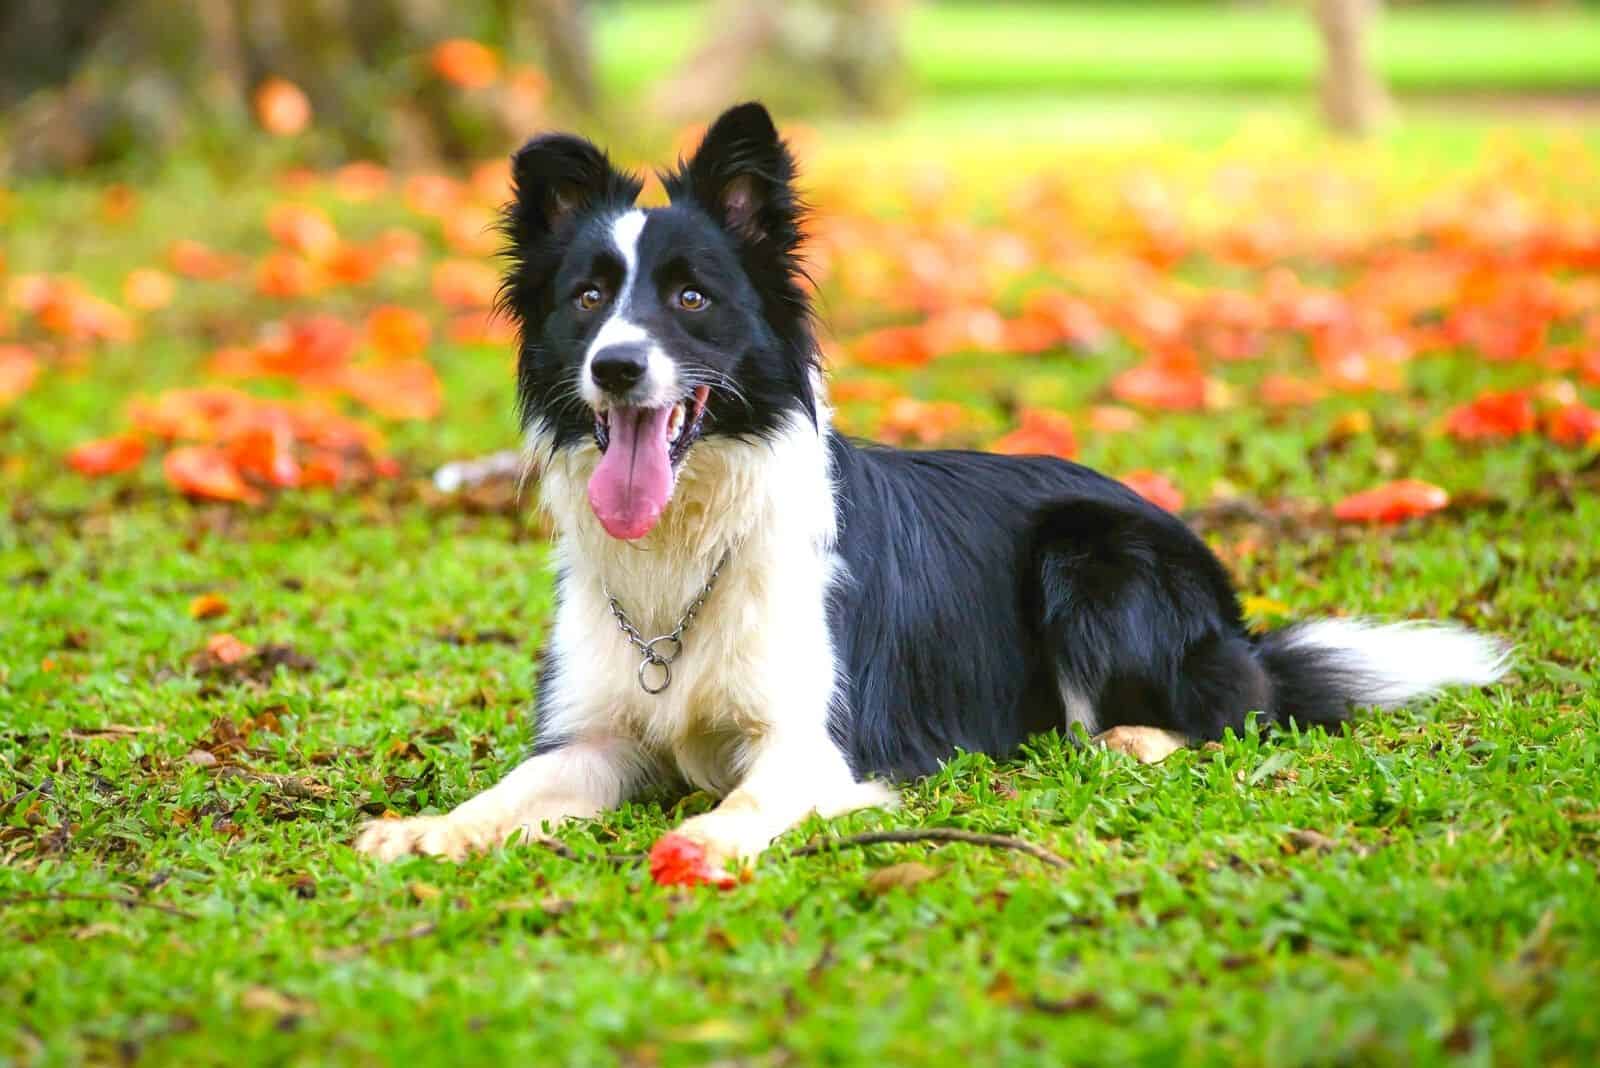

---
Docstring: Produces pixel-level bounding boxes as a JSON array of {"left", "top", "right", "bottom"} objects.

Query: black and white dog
[{"left": 357, "top": 104, "right": 1508, "bottom": 879}]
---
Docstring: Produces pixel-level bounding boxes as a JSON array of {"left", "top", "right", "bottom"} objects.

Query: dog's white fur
[{"left": 355, "top": 392, "right": 893, "bottom": 867}]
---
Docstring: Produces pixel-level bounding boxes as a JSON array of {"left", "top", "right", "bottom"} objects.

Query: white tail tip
[{"left": 1280, "top": 619, "right": 1512, "bottom": 708}]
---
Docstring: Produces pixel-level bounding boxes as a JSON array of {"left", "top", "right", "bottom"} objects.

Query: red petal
[
  {"left": 163, "top": 446, "right": 261, "bottom": 503},
  {"left": 1121, "top": 470, "right": 1185, "bottom": 512},
  {"left": 67, "top": 434, "right": 147, "bottom": 476},
  {"left": 648, "top": 834, "right": 737, "bottom": 889},
  {"left": 1333, "top": 479, "right": 1449, "bottom": 524},
  {"left": 990, "top": 408, "right": 1076, "bottom": 459}
]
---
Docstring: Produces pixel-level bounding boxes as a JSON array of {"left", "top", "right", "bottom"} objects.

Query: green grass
[
  {"left": 597, "top": 2, "right": 1600, "bottom": 99},
  {"left": 5, "top": 111, "right": 1600, "bottom": 1066}
]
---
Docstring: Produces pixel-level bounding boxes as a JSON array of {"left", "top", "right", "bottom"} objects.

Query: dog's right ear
[
  {"left": 507, "top": 133, "right": 640, "bottom": 243},
  {"left": 501, "top": 135, "right": 641, "bottom": 324}
]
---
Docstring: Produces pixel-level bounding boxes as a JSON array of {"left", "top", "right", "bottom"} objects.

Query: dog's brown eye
[
  {"left": 677, "top": 287, "right": 708, "bottom": 311},
  {"left": 576, "top": 287, "right": 604, "bottom": 311}
]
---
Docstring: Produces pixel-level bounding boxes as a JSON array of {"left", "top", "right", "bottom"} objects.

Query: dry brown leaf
[
  {"left": 239, "top": 986, "right": 315, "bottom": 1016},
  {"left": 864, "top": 862, "right": 941, "bottom": 896}
]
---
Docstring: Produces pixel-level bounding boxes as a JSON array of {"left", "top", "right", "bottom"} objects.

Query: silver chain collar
[{"left": 604, "top": 550, "right": 730, "bottom": 695}]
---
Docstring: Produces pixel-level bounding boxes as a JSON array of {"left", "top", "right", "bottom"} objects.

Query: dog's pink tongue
[{"left": 588, "top": 406, "right": 674, "bottom": 540}]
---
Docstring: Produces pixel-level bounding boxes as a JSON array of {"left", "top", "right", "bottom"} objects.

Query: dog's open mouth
[{"left": 586, "top": 385, "right": 710, "bottom": 540}]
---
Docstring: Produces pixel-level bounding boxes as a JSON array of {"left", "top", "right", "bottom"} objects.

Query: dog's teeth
[{"left": 668, "top": 403, "right": 685, "bottom": 443}]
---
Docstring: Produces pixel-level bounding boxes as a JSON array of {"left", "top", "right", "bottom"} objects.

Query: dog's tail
[{"left": 1253, "top": 619, "right": 1511, "bottom": 728}]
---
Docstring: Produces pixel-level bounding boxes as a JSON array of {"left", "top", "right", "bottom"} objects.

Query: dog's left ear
[{"left": 680, "top": 102, "right": 799, "bottom": 247}]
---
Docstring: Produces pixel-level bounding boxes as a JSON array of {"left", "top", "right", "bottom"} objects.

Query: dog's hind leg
[
  {"left": 354, "top": 735, "right": 650, "bottom": 861},
  {"left": 1032, "top": 499, "right": 1272, "bottom": 745}
]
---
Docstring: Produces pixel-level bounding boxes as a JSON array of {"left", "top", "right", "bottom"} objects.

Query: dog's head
[{"left": 500, "top": 102, "right": 816, "bottom": 541}]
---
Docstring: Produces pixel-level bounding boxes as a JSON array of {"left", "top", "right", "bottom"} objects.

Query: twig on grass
[
  {"left": 522, "top": 832, "right": 644, "bottom": 867},
  {"left": 788, "top": 827, "right": 1070, "bottom": 869},
  {"left": 0, "top": 892, "right": 197, "bottom": 919},
  {"left": 321, "top": 921, "right": 440, "bottom": 962}
]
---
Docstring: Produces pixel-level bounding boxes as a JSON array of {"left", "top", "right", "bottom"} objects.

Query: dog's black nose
[{"left": 589, "top": 344, "right": 649, "bottom": 393}]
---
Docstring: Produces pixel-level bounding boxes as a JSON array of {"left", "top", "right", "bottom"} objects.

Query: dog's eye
[
  {"left": 576, "top": 287, "right": 605, "bottom": 311},
  {"left": 676, "top": 287, "right": 708, "bottom": 311}
]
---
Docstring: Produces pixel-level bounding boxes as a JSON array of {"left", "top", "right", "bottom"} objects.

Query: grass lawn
[
  {"left": 596, "top": 1, "right": 1600, "bottom": 98},
  {"left": 5, "top": 102, "right": 1600, "bottom": 1066}
]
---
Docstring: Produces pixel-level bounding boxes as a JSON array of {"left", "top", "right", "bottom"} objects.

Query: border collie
[{"left": 357, "top": 103, "right": 1509, "bottom": 882}]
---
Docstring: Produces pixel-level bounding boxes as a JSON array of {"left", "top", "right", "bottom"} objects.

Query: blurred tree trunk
[
  {"left": 0, "top": 0, "right": 589, "bottom": 176},
  {"left": 524, "top": 0, "right": 596, "bottom": 114},
  {"left": 1315, "top": 0, "right": 1388, "bottom": 136},
  {"left": 655, "top": 0, "right": 906, "bottom": 123}
]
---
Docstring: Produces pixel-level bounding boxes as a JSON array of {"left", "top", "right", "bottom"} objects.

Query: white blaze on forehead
[
  {"left": 582, "top": 209, "right": 677, "bottom": 407},
  {"left": 611, "top": 210, "right": 647, "bottom": 281}
]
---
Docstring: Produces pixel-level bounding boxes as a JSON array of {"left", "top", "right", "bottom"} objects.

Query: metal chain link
[{"left": 604, "top": 550, "right": 730, "bottom": 694}]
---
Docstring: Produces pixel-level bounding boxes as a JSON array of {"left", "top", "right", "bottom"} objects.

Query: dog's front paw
[{"left": 354, "top": 812, "right": 506, "bottom": 862}]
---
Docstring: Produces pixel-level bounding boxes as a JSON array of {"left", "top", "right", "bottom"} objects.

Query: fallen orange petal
[
  {"left": 67, "top": 433, "right": 146, "bottom": 476},
  {"left": 1122, "top": 470, "right": 1185, "bottom": 512},
  {"left": 255, "top": 77, "right": 311, "bottom": 137},
  {"left": 1333, "top": 479, "right": 1450, "bottom": 524},
  {"left": 123, "top": 268, "right": 176, "bottom": 311},
  {"left": 1444, "top": 389, "right": 1536, "bottom": 441},
  {"left": 1544, "top": 403, "right": 1600, "bottom": 449},
  {"left": 0, "top": 343, "right": 40, "bottom": 406},
  {"left": 205, "top": 632, "right": 253, "bottom": 664},
  {"left": 430, "top": 259, "right": 500, "bottom": 309},
  {"left": 164, "top": 446, "right": 261, "bottom": 503},
  {"left": 168, "top": 239, "right": 239, "bottom": 281},
  {"left": 991, "top": 408, "right": 1076, "bottom": 459},
  {"left": 366, "top": 306, "right": 432, "bottom": 360},
  {"left": 648, "top": 834, "right": 737, "bottom": 889},
  {"left": 430, "top": 38, "right": 500, "bottom": 89},
  {"left": 1110, "top": 359, "right": 1209, "bottom": 411},
  {"left": 188, "top": 593, "right": 229, "bottom": 621}
]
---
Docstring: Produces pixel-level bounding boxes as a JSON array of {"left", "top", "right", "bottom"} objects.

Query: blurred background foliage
[{"left": 2, "top": 0, "right": 1597, "bottom": 177}]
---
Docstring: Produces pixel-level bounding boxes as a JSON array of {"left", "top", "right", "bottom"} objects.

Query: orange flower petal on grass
[
  {"left": 169, "top": 239, "right": 240, "bottom": 281},
  {"left": 877, "top": 395, "right": 968, "bottom": 446},
  {"left": 332, "top": 162, "right": 391, "bottom": 202},
  {"left": 648, "top": 834, "right": 736, "bottom": 889},
  {"left": 404, "top": 175, "right": 465, "bottom": 219},
  {"left": 430, "top": 39, "right": 500, "bottom": 89},
  {"left": 1110, "top": 358, "right": 1209, "bottom": 411},
  {"left": 851, "top": 325, "right": 933, "bottom": 369},
  {"left": 164, "top": 446, "right": 261, "bottom": 503},
  {"left": 227, "top": 422, "right": 302, "bottom": 488},
  {"left": 35, "top": 285, "right": 135, "bottom": 343},
  {"left": 339, "top": 359, "right": 443, "bottom": 421},
  {"left": 255, "top": 77, "right": 311, "bottom": 137},
  {"left": 205, "top": 633, "right": 253, "bottom": 664},
  {"left": 1086, "top": 405, "right": 1143, "bottom": 434},
  {"left": 256, "top": 252, "right": 322, "bottom": 299},
  {"left": 0, "top": 343, "right": 40, "bottom": 406},
  {"left": 366, "top": 306, "right": 432, "bottom": 359},
  {"left": 447, "top": 309, "right": 517, "bottom": 346},
  {"left": 67, "top": 433, "right": 146, "bottom": 476},
  {"left": 266, "top": 203, "right": 340, "bottom": 260},
  {"left": 990, "top": 408, "right": 1076, "bottom": 459},
  {"left": 1121, "top": 470, "right": 1185, "bottom": 512},
  {"left": 123, "top": 268, "right": 176, "bottom": 311},
  {"left": 1333, "top": 479, "right": 1450, "bottom": 524},
  {"left": 1259, "top": 374, "right": 1326, "bottom": 409},
  {"left": 430, "top": 259, "right": 500, "bottom": 309},
  {"left": 189, "top": 593, "right": 229, "bottom": 621},
  {"left": 1444, "top": 389, "right": 1537, "bottom": 441},
  {"left": 1544, "top": 403, "right": 1600, "bottom": 449}
]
